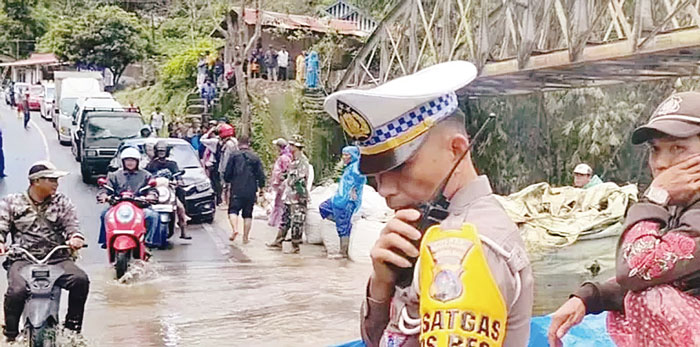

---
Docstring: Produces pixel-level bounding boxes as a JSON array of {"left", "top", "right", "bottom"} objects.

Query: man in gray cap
[
  {"left": 549, "top": 91, "right": 700, "bottom": 345},
  {"left": 0, "top": 161, "right": 89, "bottom": 341},
  {"left": 324, "top": 61, "right": 533, "bottom": 347}
]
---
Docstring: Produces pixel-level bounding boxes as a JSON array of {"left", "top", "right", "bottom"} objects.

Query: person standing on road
[
  {"left": 267, "top": 138, "right": 292, "bottom": 228},
  {"left": 21, "top": 92, "right": 30, "bottom": 129},
  {"left": 267, "top": 135, "right": 309, "bottom": 254},
  {"left": 150, "top": 107, "right": 165, "bottom": 137},
  {"left": 0, "top": 161, "right": 89, "bottom": 342},
  {"left": 224, "top": 135, "right": 265, "bottom": 244},
  {"left": 323, "top": 61, "right": 534, "bottom": 346},
  {"left": 216, "top": 124, "right": 238, "bottom": 210},
  {"left": 320, "top": 146, "right": 366, "bottom": 259},
  {"left": 0, "top": 127, "right": 5, "bottom": 178}
]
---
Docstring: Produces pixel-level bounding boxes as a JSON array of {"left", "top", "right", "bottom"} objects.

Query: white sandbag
[
  {"left": 357, "top": 186, "right": 393, "bottom": 222},
  {"left": 252, "top": 205, "right": 268, "bottom": 220},
  {"left": 348, "top": 219, "right": 385, "bottom": 263},
  {"left": 304, "top": 208, "right": 325, "bottom": 244},
  {"left": 321, "top": 219, "right": 341, "bottom": 254}
]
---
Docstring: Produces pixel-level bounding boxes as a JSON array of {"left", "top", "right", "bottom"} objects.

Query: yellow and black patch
[{"left": 337, "top": 100, "right": 372, "bottom": 142}]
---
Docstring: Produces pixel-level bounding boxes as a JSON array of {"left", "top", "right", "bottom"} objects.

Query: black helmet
[{"left": 155, "top": 140, "right": 170, "bottom": 157}]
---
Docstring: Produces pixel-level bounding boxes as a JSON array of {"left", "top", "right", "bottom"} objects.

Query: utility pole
[{"left": 8, "top": 39, "right": 35, "bottom": 59}]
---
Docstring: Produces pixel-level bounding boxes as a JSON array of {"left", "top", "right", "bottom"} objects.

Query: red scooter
[{"left": 98, "top": 177, "right": 156, "bottom": 279}]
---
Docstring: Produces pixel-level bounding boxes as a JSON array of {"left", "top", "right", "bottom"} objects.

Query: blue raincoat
[
  {"left": 305, "top": 51, "right": 320, "bottom": 89},
  {"left": 320, "top": 146, "right": 366, "bottom": 237}
]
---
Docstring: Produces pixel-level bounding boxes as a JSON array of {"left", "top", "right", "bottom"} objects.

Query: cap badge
[
  {"left": 655, "top": 95, "right": 682, "bottom": 117},
  {"left": 337, "top": 100, "right": 372, "bottom": 142}
]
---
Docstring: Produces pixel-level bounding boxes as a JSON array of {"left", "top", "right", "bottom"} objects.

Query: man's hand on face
[
  {"left": 369, "top": 209, "right": 422, "bottom": 301},
  {"left": 651, "top": 154, "right": 700, "bottom": 206},
  {"left": 67, "top": 236, "right": 84, "bottom": 250}
]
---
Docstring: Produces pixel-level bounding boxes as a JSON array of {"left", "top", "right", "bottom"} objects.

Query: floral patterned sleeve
[{"left": 616, "top": 219, "right": 700, "bottom": 292}]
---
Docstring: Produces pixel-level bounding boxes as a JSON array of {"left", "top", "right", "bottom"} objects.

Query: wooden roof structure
[{"left": 337, "top": 0, "right": 700, "bottom": 96}]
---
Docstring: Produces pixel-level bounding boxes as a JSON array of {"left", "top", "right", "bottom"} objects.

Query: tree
[
  {"left": 39, "top": 5, "right": 150, "bottom": 85},
  {"left": 214, "top": 1, "right": 262, "bottom": 139},
  {"left": 0, "top": 0, "right": 45, "bottom": 58}
]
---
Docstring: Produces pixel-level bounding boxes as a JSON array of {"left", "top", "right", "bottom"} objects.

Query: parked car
[
  {"left": 27, "top": 85, "right": 43, "bottom": 111},
  {"left": 109, "top": 138, "right": 216, "bottom": 223},
  {"left": 71, "top": 95, "right": 122, "bottom": 162},
  {"left": 40, "top": 82, "right": 56, "bottom": 121},
  {"left": 75, "top": 107, "right": 144, "bottom": 183}
]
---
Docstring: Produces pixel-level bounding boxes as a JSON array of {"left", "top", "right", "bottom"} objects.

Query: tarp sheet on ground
[
  {"left": 495, "top": 182, "right": 638, "bottom": 313},
  {"left": 333, "top": 312, "right": 615, "bottom": 347}
]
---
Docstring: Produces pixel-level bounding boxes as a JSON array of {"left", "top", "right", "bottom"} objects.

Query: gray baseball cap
[{"left": 632, "top": 92, "right": 700, "bottom": 144}]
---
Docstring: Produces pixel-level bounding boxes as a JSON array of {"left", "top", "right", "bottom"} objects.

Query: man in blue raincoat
[{"left": 320, "top": 146, "right": 366, "bottom": 259}]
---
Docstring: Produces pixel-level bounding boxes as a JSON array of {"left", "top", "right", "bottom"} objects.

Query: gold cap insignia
[{"left": 337, "top": 100, "right": 372, "bottom": 142}]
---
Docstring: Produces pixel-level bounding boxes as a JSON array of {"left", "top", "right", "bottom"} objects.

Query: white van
[
  {"left": 69, "top": 94, "right": 122, "bottom": 161},
  {"left": 56, "top": 77, "right": 102, "bottom": 145}
]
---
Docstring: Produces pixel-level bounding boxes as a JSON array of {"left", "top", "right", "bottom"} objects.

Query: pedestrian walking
[
  {"left": 266, "top": 135, "right": 309, "bottom": 254},
  {"left": 224, "top": 135, "right": 265, "bottom": 244},
  {"left": 214, "top": 57, "right": 225, "bottom": 88},
  {"left": 200, "top": 78, "right": 217, "bottom": 112},
  {"left": 150, "top": 107, "right": 165, "bottom": 137},
  {"left": 267, "top": 138, "right": 292, "bottom": 227},
  {"left": 319, "top": 146, "right": 366, "bottom": 259},
  {"left": 22, "top": 92, "right": 30, "bottom": 129},
  {"left": 277, "top": 46, "right": 289, "bottom": 81}
]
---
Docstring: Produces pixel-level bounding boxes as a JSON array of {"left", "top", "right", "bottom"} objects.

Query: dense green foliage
[
  {"left": 0, "top": 0, "right": 45, "bottom": 57},
  {"left": 464, "top": 82, "right": 681, "bottom": 194},
  {"left": 160, "top": 38, "right": 222, "bottom": 89},
  {"left": 38, "top": 5, "right": 150, "bottom": 85}
]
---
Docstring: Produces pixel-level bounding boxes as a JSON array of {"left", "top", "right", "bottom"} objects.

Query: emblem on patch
[
  {"left": 655, "top": 95, "right": 682, "bottom": 116},
  {"left": 426, "top": 238, "right": 473, "bottom": 302},
  {"left": 337, "top": 100, "right": 372, "bottom": 141}
]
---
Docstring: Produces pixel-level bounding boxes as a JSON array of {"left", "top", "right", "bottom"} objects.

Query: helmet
[
  {"left": 219, "top": 124, "right": 235, "bottom": 138},
  {"left": 155, "top": 140, "right": 168, "bottom": 152},
  {"left": 120, "top": 147, "right": 141, "bottom": 162},
  {"left": 140, "top": 125, "right": 152, "bottom": 137},
  {"left": 155, "top": 140, "right": 170, "bottom": 157}
]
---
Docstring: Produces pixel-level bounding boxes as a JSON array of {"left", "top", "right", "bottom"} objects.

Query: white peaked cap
[{"left": 324, "top": 61, "right": 478, "bottom": 175}]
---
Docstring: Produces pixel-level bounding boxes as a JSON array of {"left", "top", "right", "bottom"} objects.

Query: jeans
[
  {"left": 3, "top": 260, "right": 89, "bottom": 338},
  {"left": 99, "top": 205, "right": 159, "bottom": 245},
  {"left": 23, "top": 111, "right": 30, "bottom": 128}
]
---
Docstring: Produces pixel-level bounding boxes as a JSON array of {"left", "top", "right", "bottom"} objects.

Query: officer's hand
[
  {"left": 369, "top": 209, "right": 421, "bottom": 301},
  {"left": 67, "top": 236, "right": 84, "bottom": 250},
  {"left": 547, "top": 297, "right": 586, "bottom": 347}
]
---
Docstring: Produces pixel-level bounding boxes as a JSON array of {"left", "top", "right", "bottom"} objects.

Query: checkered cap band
[{"left": 362, "top": 92, "right": 458, "bottom": 147}]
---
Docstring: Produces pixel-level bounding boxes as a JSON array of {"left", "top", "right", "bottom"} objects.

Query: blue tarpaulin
[{"left": 333, "top": 313, "right": 615, "bottom": 347}]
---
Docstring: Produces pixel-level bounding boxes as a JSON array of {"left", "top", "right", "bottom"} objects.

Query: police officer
[{"left": 323, "top": 61, "right": 534, "bottom": 347}]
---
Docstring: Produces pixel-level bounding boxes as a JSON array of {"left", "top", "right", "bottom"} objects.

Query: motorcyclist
[
  {"left": 0, "top": 161, "right": 89, "bottom": 341},
  {"left": 97, "top": 147, "right": 164, "bottom": 249},
  {"left": 140, "top": 125, "right": 154, "bottom": 138},
  {"left": 145, "top": 140, "right": 191, "bottom": 240}
]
